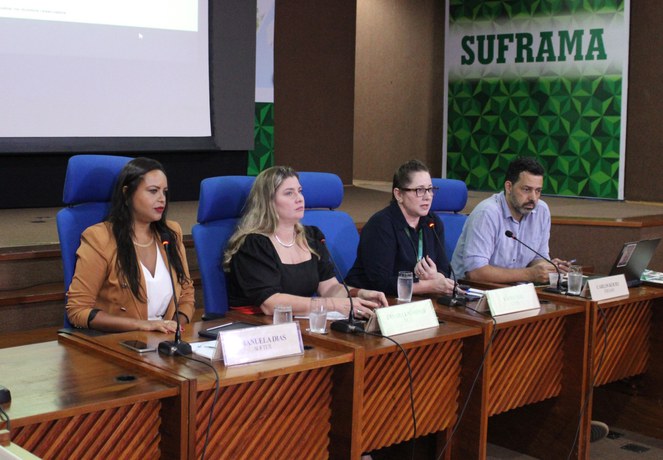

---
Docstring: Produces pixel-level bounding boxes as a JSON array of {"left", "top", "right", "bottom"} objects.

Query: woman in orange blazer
[{"left": 66, "top": 158, "right": 195, "bottom": 332}]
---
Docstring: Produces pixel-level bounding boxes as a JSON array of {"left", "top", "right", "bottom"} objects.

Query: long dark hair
[{"left": 107, "top": 157, "right": 188, "bottom": 301}]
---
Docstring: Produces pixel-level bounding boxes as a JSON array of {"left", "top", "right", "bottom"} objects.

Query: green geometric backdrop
[
  {"left": 447, "top": 76, "right": 622, "bottom": 198},
  {"left": 247, "top": 102, "right": 274, "bottom": 176},
  {"left": 446, "top": 0, "right": 626, "bottom": 199}
]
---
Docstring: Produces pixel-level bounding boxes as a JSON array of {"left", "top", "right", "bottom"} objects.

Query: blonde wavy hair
[{"left": 223, "top": 166, "right": 317, "bottom": 270}]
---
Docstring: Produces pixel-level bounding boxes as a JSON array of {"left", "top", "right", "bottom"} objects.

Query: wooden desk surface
[
  {"left": 59, "top": 324, "right": 354, "bottom": 392},
  {"left": 0, "top": 340, "right": 182, "bottom": 460},
  {"left": 59, "top": 323, "right": 356, "bottom": 460},
  {"left": 226, "top": 309, "right": 483, "bottom": 458},
  {"left": 0, "top": 340, "right": 179, "bottom": 426},
  {"left": 434, "top": 294, "right": 592, "bottom": 460}
]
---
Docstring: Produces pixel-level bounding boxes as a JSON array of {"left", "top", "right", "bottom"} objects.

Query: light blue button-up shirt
[{"left": 451, "top": 192, "right": 551, "bottom": 278}]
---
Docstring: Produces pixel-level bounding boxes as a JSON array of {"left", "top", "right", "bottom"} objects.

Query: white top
[{"left": 140, "top": 243, "right": 173, "bottom": 320}]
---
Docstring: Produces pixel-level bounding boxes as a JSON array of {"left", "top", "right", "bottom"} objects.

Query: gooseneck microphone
[
  {"left": 504, "top": 230, "right": 564, "bottom": 294},
  {"left": 157, "top": 231, "right": 192, "bottom": 356},
  {"left": 320, "top": 238, "right": 364, "bottom": 333},
  {"left": 427, "top": 217, "right": 467, "bottom": 307}
]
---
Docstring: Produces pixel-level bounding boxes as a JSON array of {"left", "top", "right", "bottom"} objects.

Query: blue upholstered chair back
[
  {"left": 192, "top": 171, "right": 358, "bottom": 317},
  {"left": 299, "top": 172, "right": 359, "bottom": 280},
  {"left": 56, "top": 154, "right": 132, "bottom": 326},
  {"left": 431, "top": 178, "right": 469, "bottom": 259},
  {"left": 192, "top": 176, "right": 255, "bottom": 317}
]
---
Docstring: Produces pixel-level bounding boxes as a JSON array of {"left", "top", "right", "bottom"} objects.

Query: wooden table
[
  {"left": 0, "top": 340, "right": 185, "bottom": 460},
  {"left": 539, "top": 284, "right": 663, "bottom": 441},
  {"left": 436, "top": 297, "right": 591, "bottom": 459},
  {"left": 227, "top": 309, "right": 483, "bottom": 459},
  {"left": 59, "top": 324, "right": 355, "bottom": 460}
]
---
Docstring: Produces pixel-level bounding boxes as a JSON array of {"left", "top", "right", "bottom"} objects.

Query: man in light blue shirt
[{"left": 452, "top": 157, "right": 570, "bottom": 284}]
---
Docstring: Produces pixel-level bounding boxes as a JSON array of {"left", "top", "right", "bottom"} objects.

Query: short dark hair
[{"left": 505, "top": 157, "right": 545, "bottom": 185}]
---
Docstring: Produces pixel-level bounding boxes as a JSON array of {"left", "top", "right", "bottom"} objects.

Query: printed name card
[
  {"left": 586, "top": 274, "right": 629, "bottom": 301},
  {"left": 218, "top": 322, "right": 304, "bottom": 366},
  {"left": 375, "top": 299, "right": 439, "bottom": 336},
  {"left": 484, "top": 283, "right": 541, "bottom": 316}
]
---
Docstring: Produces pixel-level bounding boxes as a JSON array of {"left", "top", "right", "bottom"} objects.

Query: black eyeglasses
[{"left": 399, "top": 186, "right": 439, "bottom": 197}]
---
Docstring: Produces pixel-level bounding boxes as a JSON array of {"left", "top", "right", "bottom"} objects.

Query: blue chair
[
  {"left": 300, "top": 172, "right": 359, "bottom": 280},
  {"left": 56, "top": 155, "right": 132, "bottom": 327},
  {"left": 431, "top": 178, "right": 469, "bottom": 259},
  {"left": 192, "top": 171, "right": 358, "bottom": 317},
  {"left": 192, "top": 176, "right": 255, "bottom": 318}
]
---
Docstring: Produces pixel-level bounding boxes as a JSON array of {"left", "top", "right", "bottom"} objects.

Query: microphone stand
[
  {"left": 504, "top": 230, "right": 565, "bottom": 294},
  {"left": 427, "top": 217, "right": 467, "bottom": 307},
  {"left": 320, "top": 238, "right": 364, "bottom": 333},
  {"left": 157, "top": 232, "right": 192, "bottom": 356}
]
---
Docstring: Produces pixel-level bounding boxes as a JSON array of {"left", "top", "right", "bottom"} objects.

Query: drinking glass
[
  {"left": 548, "top": 272, "right": 559, "bottom": 287},
  {"left": 397, "top": 271, "right": 413, "bottom": 302},
  {"left": 567, "top": 265, "right": 584, "bottom": 295},
  {"left": 308, "top": 298, "right": 328, "bottom": 333},
  {"left": 273, "top": 305, "right": 293, "bottom": 324}
]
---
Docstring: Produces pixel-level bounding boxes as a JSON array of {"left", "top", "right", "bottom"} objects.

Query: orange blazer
[{"left": 66, "top": 220, "right": 195, "bottom": 328}]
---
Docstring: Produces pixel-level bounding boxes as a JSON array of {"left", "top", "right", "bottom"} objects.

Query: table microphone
[
  {"left": 320, "top": 238, "right": 364, "bottom": 333},
  {"left": 426, "top": 217, "right": 467, "bottom": 307},
  {"left": 157, "top": 231, "right": 192, "bottom": 356},
  {"left": 504, "top": 230, "right": 564, "bottom": 294}
]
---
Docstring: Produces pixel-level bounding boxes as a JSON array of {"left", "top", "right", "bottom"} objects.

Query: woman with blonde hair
[{"left": 225, "top": 165, "right": 386, "bottom": 316}]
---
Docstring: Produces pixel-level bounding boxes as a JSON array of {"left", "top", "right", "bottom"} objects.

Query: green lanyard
[{"left": 405, "top": 227, "right": 424, "bottom": 261}]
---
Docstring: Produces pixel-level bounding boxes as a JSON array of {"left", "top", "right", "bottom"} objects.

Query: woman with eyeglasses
[
  {"left": 345, "top": 159, "right": 456, "bottom": 296},
  {"left": 224, "top": 165, "right": 387, "bottom": 317}
]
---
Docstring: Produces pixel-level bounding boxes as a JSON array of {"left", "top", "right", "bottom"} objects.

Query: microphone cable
[
  {"left": 180, "top": 354, "right": 221, "bottom": 460},
  {"left": 426, "top": 217, "right": 465, "bottom": 307},
  {"left": 436, "top": 304, "right": 498, "bottom": 459},
  {"left": 565, "top": 304, "right": 609, "bottom": 459},
  {"left": 362, "top": 329, "right": 418, "bottom": 460}
]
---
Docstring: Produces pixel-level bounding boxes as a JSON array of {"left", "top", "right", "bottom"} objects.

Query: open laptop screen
[{"left": 608, "top": 238, "right": 661, "bottom": 287}]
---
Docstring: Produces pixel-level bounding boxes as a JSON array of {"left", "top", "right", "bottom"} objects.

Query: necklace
[
  {"left": 133, "top": 237, "right": 155, "bottom": 248},
  {"left": 273, "top": 231, "right": 296, "bottom": 248}
]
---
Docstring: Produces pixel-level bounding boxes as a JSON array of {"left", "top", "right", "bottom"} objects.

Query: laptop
[{"left": 608, "top": 238, "right": 661, "bottom": 287}]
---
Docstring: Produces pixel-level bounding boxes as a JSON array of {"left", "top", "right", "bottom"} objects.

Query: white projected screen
[{"left": 0, "top": 0, "right": 211, "bottom": 138}]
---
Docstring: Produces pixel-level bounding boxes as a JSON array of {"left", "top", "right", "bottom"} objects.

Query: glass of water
[
  {"left": 308, "top": 297, "right": 328, "bottom": 333},
  {"left": 273, "top": 305, "right": 293, "bottom": 324},
  {"left": 397, "top": 271, "right": 413, "bottom": 303},
  {"left": 566, "top": 265, "right": 584, "bottom": 295}
]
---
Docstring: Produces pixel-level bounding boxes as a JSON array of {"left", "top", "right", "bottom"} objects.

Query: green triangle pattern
[
  {"left": 447, "top": 76, "right": 621, "bottom": 198},
  {"left": 247, "top": 102, "right": 274, "bottom": 176},
  {"left": 449, "top": 0, "right": 624, "bottom": 21}
]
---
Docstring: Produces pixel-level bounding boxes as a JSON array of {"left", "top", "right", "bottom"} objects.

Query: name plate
[
  {"left": 218, "top": 322, "right": 304, "bottom": 366},
  {"left": 375, "top": 299, "right": 439, "bottom": 336},
  {"left": 587, "top": 274, "right": 629, "bottom": 301},
  {"left": 484, "top": 283, "right": 540, "bottom": 316}
]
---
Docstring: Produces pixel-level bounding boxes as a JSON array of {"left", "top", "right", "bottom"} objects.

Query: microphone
[
  {"left": 157, "top": 231, "right": 192, "bottom": 356},
  {"left": 427, "top": 216, "right": 467, "bottom": 307},
  {"left": 320, "top": 237, "right": 364, "bottom": 334},
  {"left": 504, "top": 230, "right": 564, "bottom": 294}
]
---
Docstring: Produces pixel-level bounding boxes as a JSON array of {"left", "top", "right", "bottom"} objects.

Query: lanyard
[{"left": 405, "top": 227, "right": 424, "bottom": 261}]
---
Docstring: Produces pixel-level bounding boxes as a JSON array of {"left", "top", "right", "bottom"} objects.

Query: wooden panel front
[
  {"left": 12, "top": 400, "right": 162, "bottom": 460},
  {"left": 594, "top": 299, "right": 651, "bottom": 386},
  {"left": 194, "top": 367, "right": 333, "bottom": 459},
  {"left": 361, "top": 340, "right": 462, "bottom": 452},
  {"left": 489, "top": 317, "right": 565, "bottom": 416}
]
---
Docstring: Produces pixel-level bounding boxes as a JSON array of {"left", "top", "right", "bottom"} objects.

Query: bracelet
[{"left": 348, "top": 288, "right": 360, "bottom": 297}]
